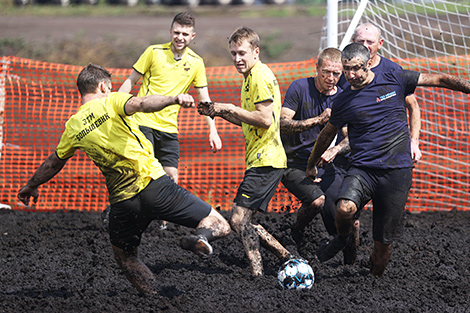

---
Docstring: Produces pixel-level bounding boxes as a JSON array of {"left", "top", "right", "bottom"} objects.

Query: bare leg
[
  {"left": 180, "top": 208, "right": 231, "bottom": 257},
  {"left": 196, "top": 208, "right": 231, "bottom": 240},
  {"left": 316, "top": 199, "right": 358, "bottom": 262},
  {"left": 253, "top": 224, "right": 291, "bottom": 260},
  {"left": 369, "top": 240, "right": 391, "bottom": 277},
  {"left": 343, "top": 219, "right": 360, "bottom": 265},
  {"left": 230, "top": 204, "right": 263, "bottom": 276},
  {"left": 291, "top": 196, "right": 324, "bottom": 250},
  {"left": 112, "top": 245, "right": 157, "bottom": 295}
]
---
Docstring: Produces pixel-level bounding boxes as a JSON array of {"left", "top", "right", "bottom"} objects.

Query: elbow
[{"left": 259, "top": 117, "right": 272, "bottom": 129}]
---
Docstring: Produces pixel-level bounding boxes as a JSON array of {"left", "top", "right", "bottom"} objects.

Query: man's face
[
  {"left": 170, "top": 22, "right": 196, "bottom": 53},
  {"left": 316, "top": 58, "right": 342, "bottom": 93},
  {"left": 353, "top": 27, "right": 384, "bottom": 60},
  {"left": 230, "top": 40, "right": 259, "bottom": 77},
  {"left": 342, "top": 56, "right": 371, "bottom": 89}
]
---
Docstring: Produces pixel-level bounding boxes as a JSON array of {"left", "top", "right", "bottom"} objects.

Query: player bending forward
[
  {"left": 17, "top": 64, "right": 230, "bottom": 295},
  {"left": 307, "top": 43, "right": 470, "bottom": 277}
]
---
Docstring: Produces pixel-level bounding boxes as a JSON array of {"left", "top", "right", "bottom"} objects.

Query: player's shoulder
[
  {"left": 252, "top": 61, "right": 276, "bottom": 79},
  {"left": 143, "top": 43, "right": 171, "bottom": 56},
  {"left": 375, "top": 56, "right": 402, "bottom": 71},
  {"left": 185, "top": 47, "right": 204, "bottom": 61}
]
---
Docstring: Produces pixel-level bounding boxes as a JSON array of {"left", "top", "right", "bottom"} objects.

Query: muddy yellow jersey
[
  {"left": 132, "top": 42, "right": 207, "bottom": 133},
  {"left": 56, "top": 92, "right": 166, "bottom": 204},
  {"left": 241, "top": 61, "right": 287, "bottom": 170}
]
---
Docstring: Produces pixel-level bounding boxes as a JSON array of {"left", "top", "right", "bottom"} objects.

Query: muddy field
[{"left": 1, "top": 207, "right": 469, "bottom": 312}]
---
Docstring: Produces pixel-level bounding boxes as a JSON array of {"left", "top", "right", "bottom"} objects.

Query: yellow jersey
[
  {"left": 132, "top": 42, "right": 207, "bottom": 133},
  {"left": 241, "top": 61, "right": 287, "bottom": 170},
  {"left": 56, "top": 92, "right": 166, "bottom": 204}
]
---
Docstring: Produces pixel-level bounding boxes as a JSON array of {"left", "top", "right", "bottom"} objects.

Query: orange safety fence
[{"left": 0, "top": 55, "right": 468, "bottom": 213}]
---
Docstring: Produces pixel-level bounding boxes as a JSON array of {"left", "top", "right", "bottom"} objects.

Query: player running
[{"left": 198, "top": 27, "right": 293, "bottom": 276}]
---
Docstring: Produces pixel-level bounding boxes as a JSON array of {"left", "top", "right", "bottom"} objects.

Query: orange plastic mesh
[{"left": 0, "top": 56, "right": 468, "bottom": 212}]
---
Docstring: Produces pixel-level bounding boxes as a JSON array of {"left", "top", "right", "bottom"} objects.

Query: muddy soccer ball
[{"left": 278, "top": 258, "right": 314, "bottom": 290}]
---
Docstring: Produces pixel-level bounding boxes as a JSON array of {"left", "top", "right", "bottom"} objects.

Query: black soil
[{"left": 1, "top": 208, "right": 469, "bottom": 313}]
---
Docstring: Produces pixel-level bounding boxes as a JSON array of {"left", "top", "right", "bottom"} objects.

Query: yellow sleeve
[
  {"left": 56, "top": 123, "right": 77, "bottom": 159},
  {"left": 133, "top": 45, "right": 155, "bottom": 76}
]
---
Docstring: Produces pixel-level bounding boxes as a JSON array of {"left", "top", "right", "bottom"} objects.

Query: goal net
[{"left": 320, "top": 0, "right": 470, "bottom": 211}]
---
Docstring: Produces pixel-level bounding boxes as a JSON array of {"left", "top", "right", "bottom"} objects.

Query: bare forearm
[
  {"left": 216, "top": 103, "right": 270, "bottom": 128},
  {"left": 27, "top": 153, "right": 67, "bottom": 188},
  {"left": 419, "top": 73, "right": 470, "bottom": 93},
  {"left": 139, "top": 95, "right": 178, "bottom": 113},
  {"left": 335, "top": 137, "right": 351, "bottom": 155},
  {"left": 406, "top": 96, "right": 421, "bottom": 142},
  {"left": 307, "top": 124, "right": 337, "bottom": 170},
  {"left": 280, "top": 116, "right": 322, "bottom": 135}
]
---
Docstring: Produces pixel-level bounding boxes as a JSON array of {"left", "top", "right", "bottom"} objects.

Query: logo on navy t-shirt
[{"left": 376, "top": 91, "right": 397, "bottom": 103}]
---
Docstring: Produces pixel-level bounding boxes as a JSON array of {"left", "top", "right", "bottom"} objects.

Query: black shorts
[
  {"left": 337, "top": 166, "right": 413, "bottom": 244},
  {"left": 109, "top": 175, "right": 211, "bottom": 251},
  {"left": 318, "top": 161, "right": 348, "bottom": 236},
  {"left": 234, "top": 167, "right": 284, "bottom": 212},
  {"left": 139, "top": 126, "right": 179, "bottom": 168},
  {"left": 281, "top": 167, "right": 324, "bottom": 205}
]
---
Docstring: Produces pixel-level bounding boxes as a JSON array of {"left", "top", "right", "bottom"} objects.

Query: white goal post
[{"left": 320, "top": 0, "right": 470, "bottom": 211}]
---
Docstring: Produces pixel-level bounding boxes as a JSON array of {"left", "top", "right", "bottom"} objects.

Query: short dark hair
[
  {"left": 228, "top": 26, "right": 260, "bottom": 49},
  {"left": 76, "top": 64, "right": 111, "bottom": 97},
  {"left": 317, "top": 47, "right": 342, "bottom": 67},
  {"left": 171, "top": 12, "right": 196, "bottom": 28},
  {"left": 342, "top": 43, "right": 370, "bottom": 64}
]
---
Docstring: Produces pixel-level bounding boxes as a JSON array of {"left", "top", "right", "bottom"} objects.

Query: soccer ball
[{"left": 277, "top": 258, "right": 314, "bottom": 290}]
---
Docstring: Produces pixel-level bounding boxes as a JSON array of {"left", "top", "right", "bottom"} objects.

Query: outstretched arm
[
  {"left": 18, "top": 152, "right": 68, "bottom": 206},
  {"left": 125, "top": 94, "right": 194, "bottom": 115},
  {"left": 418, "top": 73, "right": 470, "bottom": 93},
  {"left": 306, "top": 122, "right": 338, "bottom": 181},
  {"left": 118, "top": 70, "right": 143, "bottom": 94},
  {"left": 196, "top": 87, "right": 222, "bottom": 152},
  {"left": 198, "top": 100, "right": 273, "bottom": 129},
  {"left": 280, "top": 107, "right": 331, "bottom": 135}
]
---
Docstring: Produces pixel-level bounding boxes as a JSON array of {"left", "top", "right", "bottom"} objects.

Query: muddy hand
[{"left": 198, "top": 101, "right": 215, "bottom": 118}]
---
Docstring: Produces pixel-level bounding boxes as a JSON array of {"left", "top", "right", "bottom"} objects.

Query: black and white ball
[{"left": 278, "top": 258, "right": 314, "bottom": 290}]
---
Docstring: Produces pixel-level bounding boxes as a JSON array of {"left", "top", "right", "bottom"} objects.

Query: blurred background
[{"left": 0, "top": 0, "right": 326, "bottom": 67}]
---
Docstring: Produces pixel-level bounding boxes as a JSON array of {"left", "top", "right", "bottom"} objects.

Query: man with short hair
[
  {"left": 339, "top": 22, "right": 421, "bottom": 162},
  {"left": 319, "top": 22, "right": 423, "bottom": 264},
  {"left": 307, "top": 43, "right": 470, "bottom": 277},
  {"left": 198, "top": 27, "right": 292, "bottom": 276},
  {"left": 279, "top": 47, "right": 352, "bottom": 260},
  {"left": 18, "top": 64, "right": 230, "bottom": 295},
  {"left": 118, "top": 12, "right": 222, "bottom": 230},
  {"left": 119, "top": 12, "right": 222, "bottom": 184}
]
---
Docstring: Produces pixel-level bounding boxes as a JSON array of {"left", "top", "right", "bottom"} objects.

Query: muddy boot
[
  {"left": 316, "top": 234, "right": 349, "bottom": 262},
  {"left": 180, "top": 234, "right": 213, "bottom": 258},
  {"left": 343, "top": 220, "right": 360, "bottom": 265},
  {"left": 369, "top": 241, "right": 391, "bottom": 277}
]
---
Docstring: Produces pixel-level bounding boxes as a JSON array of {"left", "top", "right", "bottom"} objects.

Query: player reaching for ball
[
  {"left": 17, "top": 64, "right": 230, "bottom": 295},
  {"left": 306, "top": 43, "right": 470, "bottom": 277},
  {"left": 198, "top": 27, "right": 294, "bottom": 276}
]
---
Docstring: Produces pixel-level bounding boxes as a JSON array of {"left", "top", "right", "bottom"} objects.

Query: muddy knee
[{"left": 335, "top": 199, "right": 357, "bottom": 235}]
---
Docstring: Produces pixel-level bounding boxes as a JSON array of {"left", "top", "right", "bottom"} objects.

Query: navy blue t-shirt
[
  {"left": 281, "top": 77, "right": 343, "bottom": 170},
  {"left": 338, "top": 56, "right": 402, "bottom": 89},
  {"left": 330, "top": 70, "right": 419, "bottom": 169}
]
